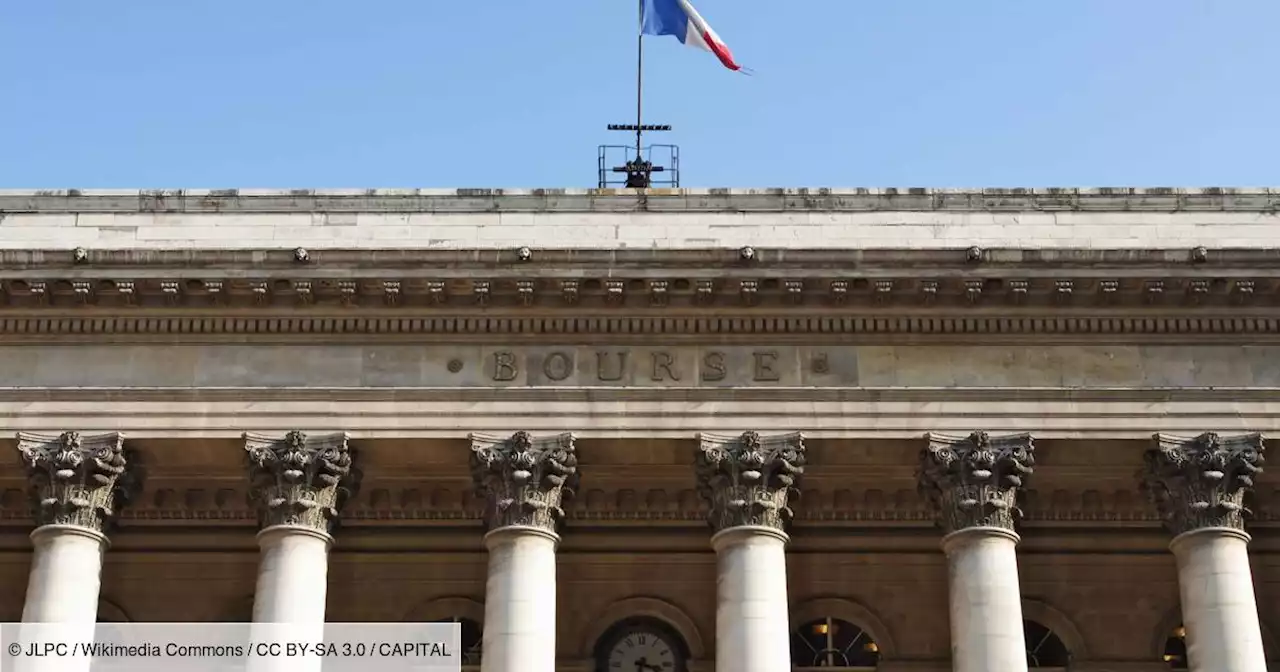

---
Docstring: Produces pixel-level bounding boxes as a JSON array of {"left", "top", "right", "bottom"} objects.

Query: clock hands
[{"left": 633, "top": 658, "right": 662, "bottom": 672}]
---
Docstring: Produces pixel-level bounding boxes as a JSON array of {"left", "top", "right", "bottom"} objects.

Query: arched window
[
  {"left": 1162, "top": 624, "right": 1188, "bottom": 669},
  {"left": 431, "top": 616, "right": 482, "bottom": 668},
  {"left": 1025, "top": 620, "right": 1071, "bottom": 667},
  {"left": 592, "top": 616, "right": 692, "bottom": 672},
  {"left": 791, "top": 617, "right": 880, "bottom": 669}
]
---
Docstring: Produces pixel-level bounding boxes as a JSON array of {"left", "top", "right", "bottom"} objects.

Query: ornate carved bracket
[
  {"left": 243, "top": 431, "right": 360, "bottom": 534},
  {"left": 1140, "top": 432, "right": 1265, "bottom": 535},
  {"left": 695, "top": 431, "right": 806, "bottom": 534},
  {"left": 918, "top": 431, "right": 1035, "bottom": 534},
  {"left": 16, "top": 431, "right": 140, "bottom": 533},
  {"left": 469, "top": 431, "right": 579, "bottom": 534}
]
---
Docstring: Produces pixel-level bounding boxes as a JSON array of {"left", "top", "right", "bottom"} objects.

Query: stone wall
[{"left": 1, "top": 188, "right": 1277, "bottom": 251}]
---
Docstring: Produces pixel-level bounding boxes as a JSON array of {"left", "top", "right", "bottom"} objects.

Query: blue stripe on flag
[{"left": 641, "top": 0, "right": 690, "bottom": 42}]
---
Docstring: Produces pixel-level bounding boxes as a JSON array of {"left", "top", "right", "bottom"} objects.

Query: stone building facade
[{"left": 0, "top": 187, "right": 1278, "bottom": 672}]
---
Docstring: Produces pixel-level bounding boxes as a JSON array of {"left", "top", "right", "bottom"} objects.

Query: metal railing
[{"left": 597, "top": 144, "right": 680, "bottom": 188}]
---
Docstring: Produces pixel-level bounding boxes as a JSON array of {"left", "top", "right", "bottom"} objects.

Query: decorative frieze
[
  {"left": 1140, "top": 432, "right": 1265, "bottom": 535},
  {"left": 918, "top": 431, "right": 1036, "bottom": 534},
  {"left": 0, "top": 267, "right": 1275, "bottom": 312},
  {"left": 648, "top": 280, "right": 669, "bottom": 306},
  {"left": 469, "top": 431, "right": 580, "bottom": 534},
  {"left": 1007, "top": 280, "right": 1029, "bottom": 304},
  {"left": 695, "top": 431, "right": 806, "bottom": 534},
  {"left": 243, "top": 431, "right": 360, "bottom": 534},
  {"left": 472, "top": 281, "right": 491, "bottom": 306},
  {"left": 560, "top": 280, "right": 580, "bottom": 304},
  {"left": 15, "top": 431, "right": 140, "bottom": 533}
]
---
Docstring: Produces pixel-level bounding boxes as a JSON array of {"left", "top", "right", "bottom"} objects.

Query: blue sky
[{"left": 2, "top": 0, "right": 1277, "bottom": 188}]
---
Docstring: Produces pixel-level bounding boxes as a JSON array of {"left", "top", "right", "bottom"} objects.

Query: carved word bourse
[{"left": 486, "top": 348, "right": 811, "bottom": 385}]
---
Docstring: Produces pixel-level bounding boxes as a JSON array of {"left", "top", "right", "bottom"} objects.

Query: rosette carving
[
  {"left": 469, "top": 431, "right": 579, "bottom": 533},
  {"left": 918, "top": 431, "right": 1035, "bottom": 534},
  {"left": 695, "top": 431, "right": 806, "bottom": 534},
  {"left": 16, "top": 431, "right": 140, "bottom": 533},
  {"left": 244, "top": 431, "right": 360, "bottom": 534},
  {"left": 1141, "top": 432, "right": 1265, "bottom": 535}
]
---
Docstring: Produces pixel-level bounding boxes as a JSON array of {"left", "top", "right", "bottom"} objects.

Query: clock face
[{"left": 605, "top": 626, "right": 682, "bottom": 672}]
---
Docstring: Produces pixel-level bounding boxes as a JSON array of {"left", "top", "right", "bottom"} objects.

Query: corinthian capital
[
  {"left": 1141, "top": 432, "right": 1265, "bottom": 536},
  {"left": 16, "top": 431, "right": 140, "bottom": 533},
  {"left": 696, "top": 431, "right": 806, "bottom": 534},
  {"left": 918, "top": 431, "right": 1035, "bottom": 535},
  {"left": 244, "top": 431, "right": 359, "bottom": 534},
  {"left": 469, "top": 431, "right": 579, "bottom": 534}
]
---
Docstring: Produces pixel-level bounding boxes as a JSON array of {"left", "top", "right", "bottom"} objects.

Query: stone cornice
[
  {"left": 0, "top": 249, "right": 1277, "bottom": 320},
  {"left": 4, "top": 247, "right": 1280, "bottom": 269},
  {"left": 2, "top": 187, "right": 1278, "bottom": 213},
  {"left": 1, "top": 315, "right": 1279, "bottom": 344},
  {"left": 0, "top": 249, "right": 1277, "bottom": 336}
]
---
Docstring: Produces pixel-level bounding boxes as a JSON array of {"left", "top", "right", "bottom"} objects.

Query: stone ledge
[
  {"left": 0, "top": 393, "right": 1275, "bottom": 438},
  {"left": 1, "top": 187, "right": 1278, "bottom": 214},
  {"left": 0, "top": 386, "right": 1275, "bottom": 403}
]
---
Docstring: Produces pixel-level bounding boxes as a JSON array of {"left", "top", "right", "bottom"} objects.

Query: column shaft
[
  {"left": 251, "top": 526, "right": 332, "bottom": 624},
  {"left": 21, "top": 526, "right": 107, "bottom": 624},
  {"left": 1171, "top": 528, "right": 1266, "bottom": 672},
  {"left": 943, "top": 528, "right": 1027, "bottom": 672},
  {"left": 711, "top": 527, "right": 790, "bottom": 672},
  {"left": 481, "top": 528, "right": 558, "bottom": 672}
]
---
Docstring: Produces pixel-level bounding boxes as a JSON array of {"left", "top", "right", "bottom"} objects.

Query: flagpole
[{"left": 635, "top": 0, "right": 644, "bottom": 159}]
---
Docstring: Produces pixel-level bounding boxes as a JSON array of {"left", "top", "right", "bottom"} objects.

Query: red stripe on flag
[{"left": 702, "top": 31, "right": 741, "bottom": 71}]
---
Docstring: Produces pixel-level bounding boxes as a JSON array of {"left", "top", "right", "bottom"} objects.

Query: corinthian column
[
  {"left": 244, "top": 431, "right": 358, "bottom": 629},
  {"left": 1140, "top": 432, "right": 1266, "bottom": 672},
  {"left": 470, "top": 431, "right": 579, "bottom": 672},
  {"left": 16, "top": 431, "right": 139, "bottom": 625},
  {"left": 696, "top": 431, "right": 805, "bottom": 672},
  {"left": 918, "top": 431, "right": 1035, "bottom": 672}
]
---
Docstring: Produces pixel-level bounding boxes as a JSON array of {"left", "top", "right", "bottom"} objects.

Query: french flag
[{"left": 641, "top": 0, "right": 743, "bottom": 72}]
